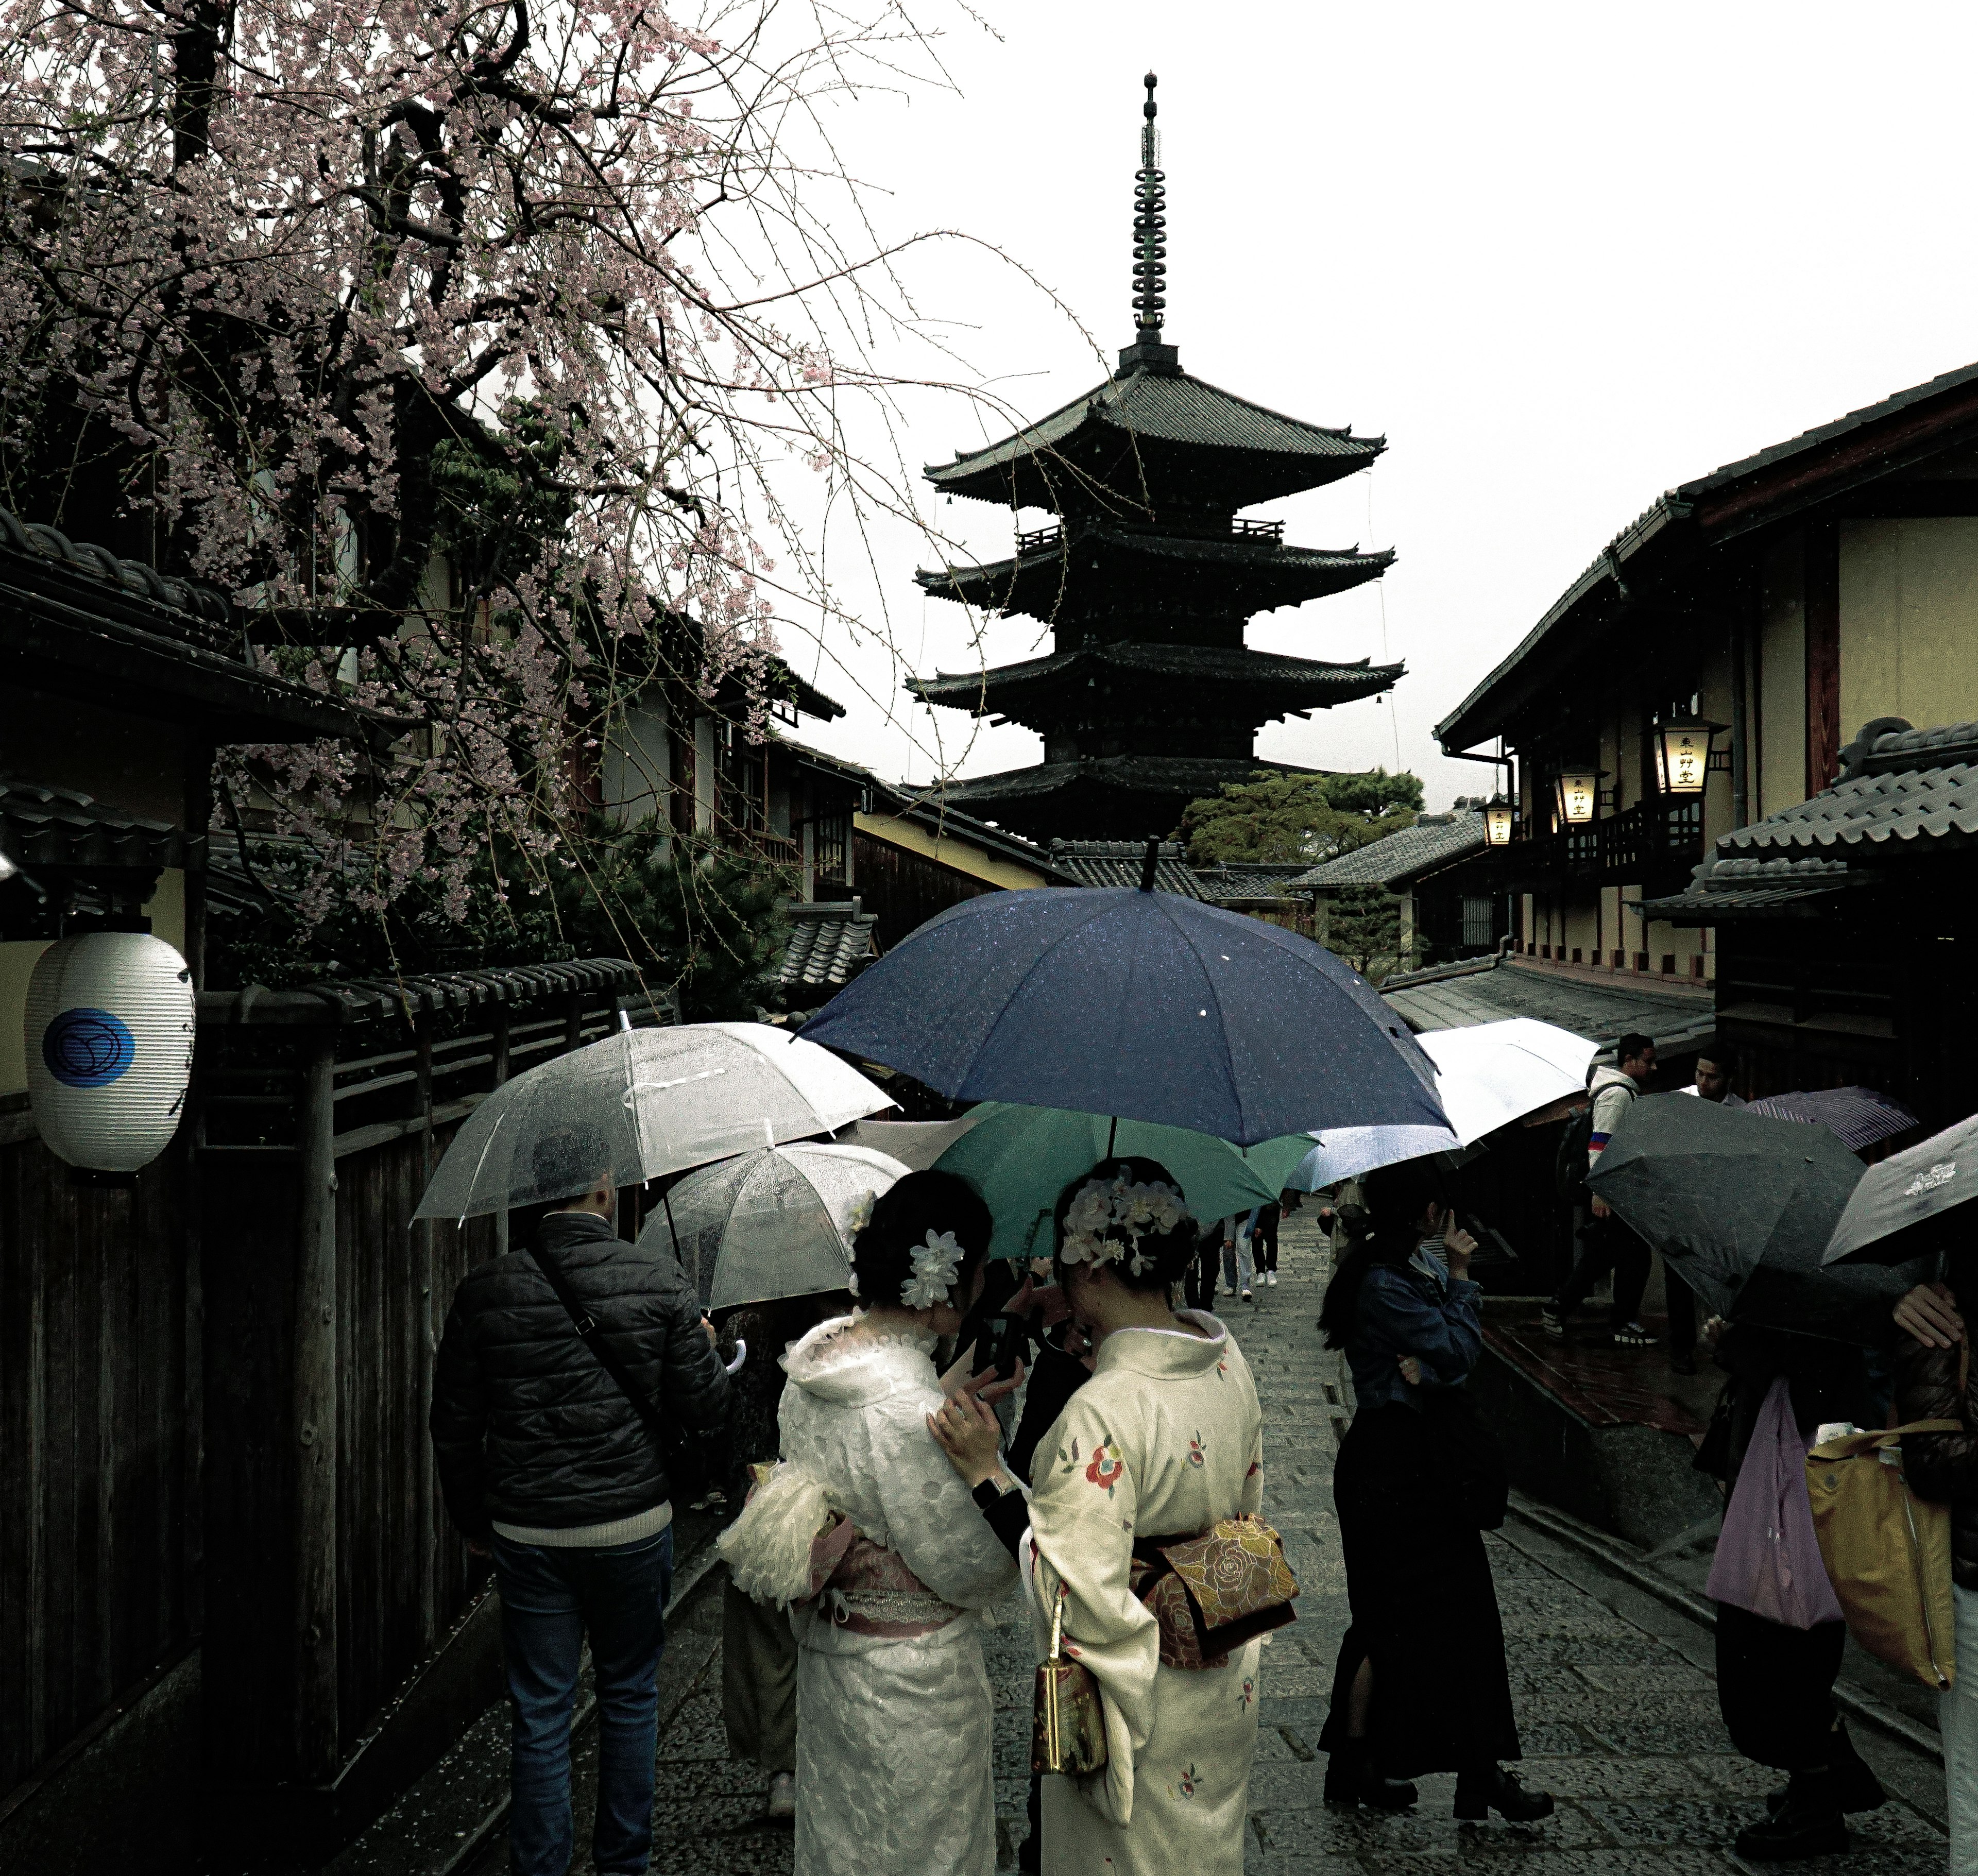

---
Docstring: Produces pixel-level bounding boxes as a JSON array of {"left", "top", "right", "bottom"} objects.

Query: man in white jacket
[{"left": 1543, "top": 1034, "right": 1659, "bottom": 1346}]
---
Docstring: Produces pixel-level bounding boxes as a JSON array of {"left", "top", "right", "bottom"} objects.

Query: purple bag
[{"left": 1705, "top": 1376, "right": 1844, "bottom": 1629}]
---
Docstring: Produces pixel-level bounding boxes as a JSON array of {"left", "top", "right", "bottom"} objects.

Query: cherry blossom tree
[{"left": 0, "top": 0, "right": 982, "bottom": 962}]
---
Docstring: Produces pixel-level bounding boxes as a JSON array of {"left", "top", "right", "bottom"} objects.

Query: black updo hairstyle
[
  {"left": 1317, "top": 1155, "right": 1451, "bottom": 1350},
  {"left": 1051, "top": 1155, "right": 1197, "bottom": 1295},
  {"left": 850, "top": 1169, "right": 994, "bottom": 1310}
]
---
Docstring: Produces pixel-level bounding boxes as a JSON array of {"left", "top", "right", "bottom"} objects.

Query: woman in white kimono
[
  {"left": 720, "top": 1169, "right": 1018, "bottom": 1876},
  {"left": 932, "top": 1158, "right": 1271, "bottom": 1876}
]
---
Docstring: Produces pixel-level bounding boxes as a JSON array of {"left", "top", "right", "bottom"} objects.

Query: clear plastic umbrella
[
  {"left": 415, "top": 1022, "right": 892, "bottom": 1222},
  {"left": 644, "top": 1143, "right": 909, "bottom": 1310}
]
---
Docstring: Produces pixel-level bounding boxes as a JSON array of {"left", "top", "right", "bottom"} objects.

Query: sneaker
[
  {"left": 1241, "top": 1289, "right": 1254, "bottom": 1302},
  {"left": 766, "top": 1771, "right": 796, "bottom": 1821},
  {"left": 1267, "top": 1272, "right": 1279, "bottom": 1286},
  {"left": 1540, "top": 1304, "right": 1565, "bottom": 1341},
  {"left": 1611, "top": 1322, "right": 1657, "bottom": 1348}
]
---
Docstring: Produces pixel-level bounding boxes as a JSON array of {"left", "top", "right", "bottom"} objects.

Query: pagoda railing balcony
[{"left": 1012, "top": 517, "right": 1285, "bottom": 557}]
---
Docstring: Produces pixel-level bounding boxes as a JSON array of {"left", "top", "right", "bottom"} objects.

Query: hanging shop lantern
[
  {"left": 1652, "top": 716, "right": 1723, "bottom": 796},
  {"left": 1551, "top": 764, "right": 1602, "bottom": 826},
  {"left": 1482, "top": 796, "right": 1515, "bottom": 846},
  {"left": 25, "top": 932, "right": 195, "bottom": 1171}
]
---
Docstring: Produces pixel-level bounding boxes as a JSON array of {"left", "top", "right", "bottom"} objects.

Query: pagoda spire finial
[
  {"left": 1120, "top": 73, "right": 1179, "bottom": 373},
  {"left": 1132, "top": 73, "right": 1166, "bottom": 339}
]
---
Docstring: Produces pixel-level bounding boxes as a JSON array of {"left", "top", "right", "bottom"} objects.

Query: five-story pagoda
[{"left": 910, "top": 75, "right": 1403, "bottom": 841}]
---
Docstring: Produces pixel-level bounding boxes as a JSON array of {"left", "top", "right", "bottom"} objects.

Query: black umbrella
[
  {"left": 1586, "top": 1094, "right": 1922, "bottom": 1342},
  {"left": 1822, "top": 1111, "right": 1978, "bottom": 1266}
]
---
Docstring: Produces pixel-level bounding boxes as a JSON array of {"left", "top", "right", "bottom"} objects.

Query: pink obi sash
[{"left": 803, "top": 1514, "right": 964, "bottom": 1638}]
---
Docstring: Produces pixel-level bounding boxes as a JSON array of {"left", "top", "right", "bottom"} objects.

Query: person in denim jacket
[{"left": 1315, "top": 1157, "right": 1550, "bottom": 1826}]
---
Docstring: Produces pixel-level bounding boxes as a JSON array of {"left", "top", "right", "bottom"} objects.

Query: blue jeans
[{"left": 492, "top": 1526, "right": 673, "bottom": 1876}]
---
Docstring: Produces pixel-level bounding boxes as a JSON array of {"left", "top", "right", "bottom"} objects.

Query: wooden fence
[{"left": 2, "top": 957, "right": 656, "bottom": 1863}]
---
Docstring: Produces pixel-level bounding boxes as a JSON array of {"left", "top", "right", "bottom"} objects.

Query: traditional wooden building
[
  {"left": 908, "top": 76, "right": 1402, "bottom": 842},
  {"left": 1294, "top": 802, "right": 1506, "bottom": 969},
  {"left": 1437, "top": 356, "right": 1978, "bottom": 1119}
]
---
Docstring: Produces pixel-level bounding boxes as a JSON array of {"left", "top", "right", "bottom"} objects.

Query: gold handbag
[
  {"left": 1032, "top": 1586, "right": 1108, "bottom": 1776},
  {"left": 1807, "top": 1341, "right": 1965, "bottom": 1694}
]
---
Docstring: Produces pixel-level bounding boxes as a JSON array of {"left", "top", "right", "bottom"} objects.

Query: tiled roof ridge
[{"left": 0, "top": 502, "right": 232, "bottom": 627}]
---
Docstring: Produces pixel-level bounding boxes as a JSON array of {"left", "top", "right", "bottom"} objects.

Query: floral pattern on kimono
[
  {"left": 778, "top": 1314, "right": 1018, "bottom": 1876},
  {"left": 1024, "top": 1310, "right": 1268, "bottom": 1876}
]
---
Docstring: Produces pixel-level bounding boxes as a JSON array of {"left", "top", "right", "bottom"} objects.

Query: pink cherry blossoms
[{"left": 0, "top": 0, "right": 958, "bottom": 922}]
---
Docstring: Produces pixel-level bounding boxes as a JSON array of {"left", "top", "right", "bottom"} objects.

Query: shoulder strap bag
[
  {"left": 524, "top": 1242, "right": 714, "bottom": 1499},
  {"left": 1806, "top": 1340, "right": 1969, "bottom": 1691}
]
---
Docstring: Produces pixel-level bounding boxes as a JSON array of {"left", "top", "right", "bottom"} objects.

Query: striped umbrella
[{"left": 1743, "top": 1086, "right": 1919, "bottom": 1155}]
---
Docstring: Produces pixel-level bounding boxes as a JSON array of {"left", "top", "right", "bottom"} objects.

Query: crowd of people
[{"left": 422, "top": 1071, "right": 1978, "bottom": 1876}]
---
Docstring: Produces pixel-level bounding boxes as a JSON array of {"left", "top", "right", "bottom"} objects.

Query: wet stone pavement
[{"left": 531, "top": 1204, "right": 1951, "bottom": 1874}]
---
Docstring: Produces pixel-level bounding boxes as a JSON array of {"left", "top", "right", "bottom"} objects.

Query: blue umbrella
[{"left": 799, "top": 879, "right": 1447, "bottom": 1147}]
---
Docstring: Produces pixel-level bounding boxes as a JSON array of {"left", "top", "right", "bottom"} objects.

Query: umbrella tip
[{"left": 1138, "top": 835, "right": 1161, "bottom": 893}]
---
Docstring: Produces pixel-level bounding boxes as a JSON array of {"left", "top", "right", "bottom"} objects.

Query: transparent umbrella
[
  {"left": 415, "top": 1022, "right": 892, "bottom": 1222},
  {"left": 645, "top": 1143, "right": 910, "bottom": 1310}
]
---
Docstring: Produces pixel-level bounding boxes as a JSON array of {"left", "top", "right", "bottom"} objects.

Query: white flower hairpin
[
  {"left": 1059, "top": 1174, "right": 1191, "bottom": 1276},
  {"left": 900, "top": 1228, "right": 963, "bottom": 1309},
  {"left": 846, "top": 1189, "right": 877, "bottom": 1237}
]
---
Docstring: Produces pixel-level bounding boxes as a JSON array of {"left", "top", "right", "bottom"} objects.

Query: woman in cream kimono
[
  {"left": 719, "top": 1170, "right": 1018, "bottom": 1876},
  {"left": 933, "top": 1158, "right": 1269, "bottom": 1876}
]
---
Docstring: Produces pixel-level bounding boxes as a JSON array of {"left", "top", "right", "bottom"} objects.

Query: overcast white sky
[{"left": 762, "top": 0, "right": 1978, "bottom": 813}]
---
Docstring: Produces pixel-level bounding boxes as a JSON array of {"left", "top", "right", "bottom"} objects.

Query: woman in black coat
[{"left": 1315, "top": 1159, "right": 1550, "bottom": 1824}]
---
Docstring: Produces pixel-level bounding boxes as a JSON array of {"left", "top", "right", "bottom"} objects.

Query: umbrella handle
[{"left": 724, "top": 1338, "right": 748, "bottom": 1376}]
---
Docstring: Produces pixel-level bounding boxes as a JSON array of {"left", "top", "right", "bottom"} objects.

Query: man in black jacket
[{"left": 431, "top": 1126, "right": 729, "bottom": 1876}]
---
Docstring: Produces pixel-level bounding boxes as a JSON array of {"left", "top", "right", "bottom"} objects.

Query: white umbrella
[
  {"left": 415, "top": 1021, "right": 893, "bottom": 1221},
  {"left": 1415, "top": 1019, "right": 1598, "bottom": 1147},
  {"left": 646, "top": 1142, "right": 909, "bottom": 1309},
  {"left": 1287, "top": 1124, "right": 1463, "bottom": 1192},
  {"left": 1286, "top": 1018, "right": 1594, "bottom": 1190},
  {"left": 845, "top": 1112, "right": 985, "bottom": 1170}
]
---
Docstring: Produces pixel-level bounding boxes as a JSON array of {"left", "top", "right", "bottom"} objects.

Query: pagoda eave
[
  {"left": 924, "top": 366, "right": 1386, "bottom": 513},
  {"left": 923, "top": 754, "right": 1327, "bottom": 841},
  {"left": 909, "top": 644, "right": 1403, "bottom": 720},
  {"left": 917, "top": 534, "right": 1393, "bottom": 620}
]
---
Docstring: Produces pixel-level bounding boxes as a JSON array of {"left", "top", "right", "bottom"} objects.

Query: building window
[
  {"left": 814, "top": 805, "right": 849, "bottom": 889},
  {"left": 1461, "top": 896, "right": 1493, "bottom": 948}
]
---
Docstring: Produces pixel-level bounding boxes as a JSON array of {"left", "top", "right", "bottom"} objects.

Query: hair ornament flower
[
  {"left": 900, "top": 1228, "right": 963, "bottom": 1310},
  {"left": 1059, "top": 1175, "right": 1191, "bottom": 1274},
  {"left": 846, "top": 1189, "right": 877, "bottom": 1237}
]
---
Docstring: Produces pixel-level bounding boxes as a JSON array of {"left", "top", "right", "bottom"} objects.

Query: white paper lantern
[{"left": 25, "top": 933, "right": 196, "bottom": 1171}]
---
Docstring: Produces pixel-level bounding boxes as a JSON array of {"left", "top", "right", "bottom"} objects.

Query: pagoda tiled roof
[
  {"left": 927, "top": 363, "right": 1384, "bottom": 512},
  {"left": 909, "top": 644, "right": 1402, "bottom": 721},
  {"left": 917, "top": 526, "right": 1391, "bottom": 621},
  {"left": 1046, "top": 840, "right": 1206, "bottom": 897},
  {"left": 922, "top": 755, "right": 1350, "bottom": 842}
]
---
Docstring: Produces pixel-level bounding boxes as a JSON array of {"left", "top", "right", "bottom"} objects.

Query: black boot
[
  {"left": 1322, "top": 1739, "right": 1417, "bottom": 1810},
  {"left": 1453, "top": 1764, "right": 1555, "bottom": 1823},
  {"left": 1764, "top": 1726, "right": 1886, "bottom": 1817},
  {"left": 1736, "top": 1793, "right": 1848, "bottom": 1862}
]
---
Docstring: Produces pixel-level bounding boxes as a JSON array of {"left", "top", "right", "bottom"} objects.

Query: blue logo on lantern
[{"left": 43, "top": 1008, "right": 136, "bottom": 1088}]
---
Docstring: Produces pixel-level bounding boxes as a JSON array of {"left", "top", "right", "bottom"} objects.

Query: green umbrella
[{"left": 935, "top": 1102, "right": 1313, "bottom": 1260}]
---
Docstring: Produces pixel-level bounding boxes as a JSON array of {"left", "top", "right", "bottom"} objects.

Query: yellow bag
[{"left": 1806, "top": 1417, "right": 1962, "bottom": 1690}]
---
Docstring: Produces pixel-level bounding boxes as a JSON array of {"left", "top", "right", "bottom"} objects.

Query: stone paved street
[{"left": 476, "top": 1202, "right": 1950, "bottom": 1875}]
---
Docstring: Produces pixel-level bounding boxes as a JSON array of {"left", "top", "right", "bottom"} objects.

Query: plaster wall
[
  {"left": 602, "top": 697, "right": 671, "bottom": 826},
  {"left": 1756, "top": 533, "right": 1806, "bottom": 823},
  {"left": 1838, "top": 517, "right": 1978, "bottom": 737}
]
